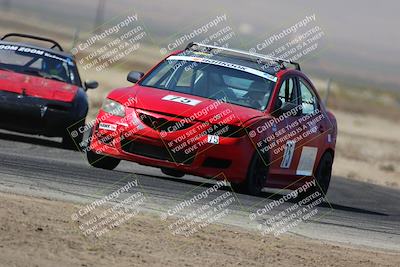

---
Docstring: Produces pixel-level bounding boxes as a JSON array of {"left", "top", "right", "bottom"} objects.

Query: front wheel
[
  {"left": 231, "top": 152, "right": 268, "bottom": 196},
  {"left": 87, "top": 149, "right": 120, "bottom": 170}
]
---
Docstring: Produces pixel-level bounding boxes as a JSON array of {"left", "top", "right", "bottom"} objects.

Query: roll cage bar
[
  {"left": 1, "top": 33, "right": 64, "bottom": 51},
  {"left": 185, "top": 42, "right": 301, "bottom": 71}
]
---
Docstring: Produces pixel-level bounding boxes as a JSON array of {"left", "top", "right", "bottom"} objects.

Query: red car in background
[
  {"left": 0, "top": 33, "right": 98, "bottom": 149},
  {"left": 87, "top": 43, "right": 337, "bottom": 196}
]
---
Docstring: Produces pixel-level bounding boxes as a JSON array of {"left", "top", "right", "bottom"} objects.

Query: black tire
[
  {"left": 161, "top": 168, "right": 185, "bottom": 178},
  {"left": 314, "top": 152, "right": 333, "bottom": 196},
  {"left": 87, "top": 149, "right": 120, "bottom": 170},
  {"left": 62, "top": 120, "right": 84, "bottom": 150},
  {"left": 297, "top": 151, "right": 333, "bottom": 202},
  {"left": 231, "top": 152, "right": 268, "bottom": 196}
]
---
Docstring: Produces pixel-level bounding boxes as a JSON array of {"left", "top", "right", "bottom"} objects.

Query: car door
[
  {"left": 290, "top": 77, "right": 331, "bottom": 178},
  {"left": 266, "top": 75, "right": 306, "bottom": 187}
]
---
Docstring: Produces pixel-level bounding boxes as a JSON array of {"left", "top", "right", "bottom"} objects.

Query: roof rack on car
[
  {"left": 1, "top": 33, "right": 64, "bottom": 51},
  {"left": 185, "top": 42, "right": 301, "bottom": 71}
]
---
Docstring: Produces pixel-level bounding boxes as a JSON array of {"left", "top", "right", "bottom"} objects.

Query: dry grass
[{"left": 332, "top": 109, "right": 400, "bottom": 187}]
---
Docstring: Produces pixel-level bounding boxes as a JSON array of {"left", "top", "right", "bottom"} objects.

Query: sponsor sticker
[
  {"left": 0, "top": 45, "right": 69, "bottom": 63},
  {"left": 296, "top": 146, "right": 318, "bottom": 176},
  {"left": 162, "top": 95, "right": 202, "bottom": 106},
  {"left": 280, "top": 140, "right": 296, "bottom": 168},
  {"left": 167, "top": 55, "right": 278, "bottom": 82},
  {"left": 99, "top": 122, "right": 117, "bottom": 131}
]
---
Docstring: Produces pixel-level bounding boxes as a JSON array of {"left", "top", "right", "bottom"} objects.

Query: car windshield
[
  {"left": 0, "top": 44, "right": 80, "bottom": 86},
  {"left": 140, "top": 55, "right": 276, "bottom": 110}
]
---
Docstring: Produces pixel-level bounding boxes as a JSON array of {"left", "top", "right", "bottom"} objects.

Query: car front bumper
[
  {"left": 0, "top": 90, "right": 77, "bottom": 137},
  {"left": 89, "top": 109, "right": 254, "bottom": 182}
]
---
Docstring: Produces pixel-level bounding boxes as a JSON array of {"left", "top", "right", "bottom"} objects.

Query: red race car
[
  {"left": 87, "top": 43, "right": 337, "bottom": 196},
  {"left": 0, "top": 33, "right": 98, "bottom": 149}
]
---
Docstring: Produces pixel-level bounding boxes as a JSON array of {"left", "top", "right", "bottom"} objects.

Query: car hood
[
  {"left": 0, "top": 70, "right": 78, "bottom": 102},
  {"left": 109, "top": 85, "right": 265, "bottom": 125}
]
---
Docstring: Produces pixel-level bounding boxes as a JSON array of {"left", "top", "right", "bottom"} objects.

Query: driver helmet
[{"left": 247, "top": 80, "right": 270, "bottom": 109}]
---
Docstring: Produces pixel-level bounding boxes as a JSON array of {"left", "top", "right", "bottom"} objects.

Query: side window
[
  {"left": 144, "top": 62, "right": 174, "bottom": 88},
  {"left": 299, "top": 78, "right": 318, "bottom": 114},
  {"left": 277, "top": 77, "right": 297, "bottom": 105}
]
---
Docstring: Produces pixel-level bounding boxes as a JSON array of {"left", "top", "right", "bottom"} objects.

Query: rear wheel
[
  {"left": 231, "top": 152, "right": 268, "bottom": 196},
  {"left": 161, "top": 168, "right": 185, "bottom": 178},
  {"left": 314, "top": 152, "right": 333, "bottom": 196},
  {"left": 297, "top": 151, "right": 333, "bottom": 201}
]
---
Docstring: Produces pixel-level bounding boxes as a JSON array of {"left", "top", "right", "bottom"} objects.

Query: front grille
[
  {"left": 137, "top": 112, "right": 193, "bottom": 132},
  {"left": 121, "top": 139, "right": 195, "bottom": 164},
  {"left": 202, "top": 157, "right": 232, "bottom": 169},
  {"left": 207, "top": 124, "right": 247, "bottom": 137}
]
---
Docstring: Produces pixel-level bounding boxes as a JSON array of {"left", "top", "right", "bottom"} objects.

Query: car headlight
[{"left": 101, "top": 98, "right": 125, "bottom": 117}]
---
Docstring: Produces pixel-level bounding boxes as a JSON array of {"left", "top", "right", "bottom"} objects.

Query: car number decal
[
  {"left": 162, "top": 95, "right": 202, "bottom": 106},
  {"left": 280, "top": 140, "right": 295, "bottom": 168},
  {"left": 296, "top": 146, "right": 318, "bottom": 176},
  {"left": 207, "top": 135, "right": 219, "bottom": 144},
  {"left": 167, "top": 55, "right": 278, "bottom": 82}
]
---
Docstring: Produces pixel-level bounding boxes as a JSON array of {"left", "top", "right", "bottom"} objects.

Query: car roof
[
  {"left": 0, "top": 40, "right": 74, "bottom": 59},
  {"left": 184, "top": 43, "right": 301, "bottom": 72}
]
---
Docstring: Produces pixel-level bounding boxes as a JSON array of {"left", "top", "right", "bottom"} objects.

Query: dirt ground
[{"left": 0, "top": 192, "right": 399, "bottom": 267}]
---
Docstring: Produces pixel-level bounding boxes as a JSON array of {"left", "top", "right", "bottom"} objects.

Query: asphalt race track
[{"left": 0, "top": 130, "right": 399, "bottom": 251}]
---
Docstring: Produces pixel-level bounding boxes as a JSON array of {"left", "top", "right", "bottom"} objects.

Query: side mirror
[
  {"left": 84, "top": 80, "right": 98, "bottom": 90},
  {"left": 127, "top": 71, "right": 144, "bottom": 83}
]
